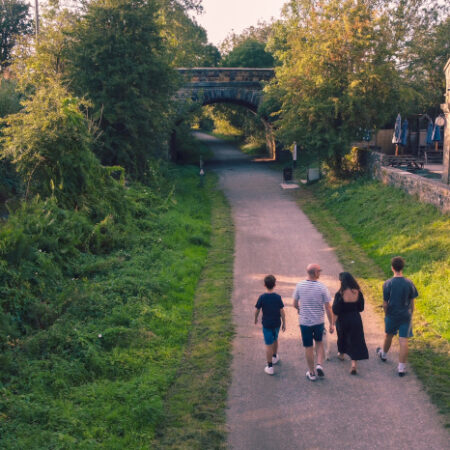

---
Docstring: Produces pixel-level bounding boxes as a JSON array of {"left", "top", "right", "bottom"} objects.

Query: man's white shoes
[
  {"left": 264, "top": 365, "right": 274, "bottom": 375},
  {"left": 272, "top": 354, "right": 280, "bottom": 365},
  {"left": 306, "top": 371, "right": 317, "bottom": 381}
]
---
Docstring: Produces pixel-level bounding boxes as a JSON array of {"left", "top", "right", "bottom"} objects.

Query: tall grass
[{"left": 0, "top": 167, "right": 217, "bottom": 447}]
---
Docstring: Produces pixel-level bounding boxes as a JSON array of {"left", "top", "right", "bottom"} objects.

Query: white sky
[{"left": 194, "top": 0, "right": 287, "bottom": 47}]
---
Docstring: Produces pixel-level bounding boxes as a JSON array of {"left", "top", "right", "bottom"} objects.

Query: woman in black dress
[{"left": 332, "top": 272, "right": 368, "bottom": 374}]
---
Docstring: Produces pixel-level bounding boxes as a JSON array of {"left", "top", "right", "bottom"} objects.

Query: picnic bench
[
  {"left": 383, "top": 155, "right": 424, "bottom": 172},
  {"left": 424, "top": 151, "right": 443, "bottom": 164}
]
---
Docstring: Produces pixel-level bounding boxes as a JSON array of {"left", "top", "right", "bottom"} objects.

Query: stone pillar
[{"left": 441, "top": 59, "right": 450, "bottom": 185}]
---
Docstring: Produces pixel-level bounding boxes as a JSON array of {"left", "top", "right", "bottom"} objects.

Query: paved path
[{"left": 197, "top": 133, "right": 449, "bottom": 450}]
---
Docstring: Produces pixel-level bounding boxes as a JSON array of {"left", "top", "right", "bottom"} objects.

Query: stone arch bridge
[{"left": 177, "top": 67, "right": 276, "bottom": 158}]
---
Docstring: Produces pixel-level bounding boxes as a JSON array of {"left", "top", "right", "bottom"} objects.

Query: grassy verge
[
  {"left": 0, "top": 167, "right": 227, "bottom": 447},
  {"left": 294, "top": 178, "right": 449, "bottom": 425},
  {"left": 153, "top": 183, "right": 234, "bottom": 449}
]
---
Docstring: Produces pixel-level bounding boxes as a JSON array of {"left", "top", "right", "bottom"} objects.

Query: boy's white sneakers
[
  {"left": 264, "top": 365, "right": 274, "bottom": 375},
  {"left": 272, "top": 354, "right": 280, "bottom": 364}
]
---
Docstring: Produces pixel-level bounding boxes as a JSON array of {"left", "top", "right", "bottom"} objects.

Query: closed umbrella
[
  {"left": 431, "top": 120, "right": 442, "bottom": 151},
  {"left": 392, "top": 113, "right": 402, "bottom": 155},
  {"left": 426, "top": 121, "right": 434, "bottom": 146},
  {"left": 400, "top": 118, "right": 408, "bottom": 147}
]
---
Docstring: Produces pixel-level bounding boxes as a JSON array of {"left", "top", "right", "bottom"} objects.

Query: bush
[
  {"left": 1, "top": 82, "right": 126, "bottom": 213},
  {"left": 0, "top": 79, "right": 23, "bottom": 202}
]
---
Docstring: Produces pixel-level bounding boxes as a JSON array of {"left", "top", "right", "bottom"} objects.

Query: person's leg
[
  {"left": 312, "top": 324, "right": 325, "bottom": 376},
  {"left": 262, "top": 328, "right": 275, "bottom": 374},
  {"left": 273, "top": 339, "right": 278, "bottom": 358},
  {"left": 266, "top": 344, "right": 274, "bottom": 365},
  {"left": 315, "top": 341, "right": 324, "bottom": 366},
  {"left": 399, "top": 337, "right": 408, "bottom": 363},
  {"left": 351, "top": 360, "right": 357, "bottom": 374},
  {"left": 383, "top": 334, "right": 394, "bottom": 354},
  {"left": 304, "top": 346, "right": 315, "bottom": 373},
  {"left": 300, "top": 325, "right": 316, "bottom": 379}
]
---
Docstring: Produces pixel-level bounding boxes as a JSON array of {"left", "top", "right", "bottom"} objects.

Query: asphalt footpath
[{"left": 196, "top": 132, "right": 449, "bottom": 450}]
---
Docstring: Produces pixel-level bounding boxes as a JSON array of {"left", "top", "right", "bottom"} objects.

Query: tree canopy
[
  {"left": 263, "top": 0, "right": 449, "bottom": 173},
  {"left": 0, "top": 0, "right": 33, "bottom": 71},
  {"left": 221, "top": 39, "right": 274, "bottom": 68}
]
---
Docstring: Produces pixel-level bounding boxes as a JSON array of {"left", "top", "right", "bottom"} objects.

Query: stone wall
[{"left": 369, "top": 152, "right": 450, "bottom": 213}]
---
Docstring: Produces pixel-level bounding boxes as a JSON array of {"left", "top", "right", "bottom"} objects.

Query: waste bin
[{"left": 283, "top": 167, "right": 293, "bottom": 182}]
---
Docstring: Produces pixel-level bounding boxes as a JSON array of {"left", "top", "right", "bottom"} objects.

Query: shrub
[{"left": 1, "top": 82, "right": 125, "bottom": 211}]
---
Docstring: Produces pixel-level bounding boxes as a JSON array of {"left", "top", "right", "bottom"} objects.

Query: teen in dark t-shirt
[
  {"left": 377, "top": 257, "right": 418, "bottom": 377},
  {"left": 254, "top": 275, "right": 286, "bottom": 375},
  {"left": 383, "top": 277, "right": 418, "bottom": 322}
]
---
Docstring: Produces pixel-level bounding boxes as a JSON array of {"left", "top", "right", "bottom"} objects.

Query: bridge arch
[{"left": 176, "top": 68, "right": 277, "bottom": 158}]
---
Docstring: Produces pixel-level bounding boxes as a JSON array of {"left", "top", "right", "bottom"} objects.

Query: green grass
[
  {"left": 152, "top": 183, "right": 234, "bottom": 449},
  {"left": 294, "top": 178, "right": 450, "bottom": 424},
  {"left": 240, "top": 140, "right": 268, "bottom": 157},
  {"left": 0, "top": 167, "right": 231, "bottom": 447}
]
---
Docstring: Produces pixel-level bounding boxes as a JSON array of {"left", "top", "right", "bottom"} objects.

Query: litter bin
[{"left": 283, "top": 167, "right": 293, "bottom": 182}]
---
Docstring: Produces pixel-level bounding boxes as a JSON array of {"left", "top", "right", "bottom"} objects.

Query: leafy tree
[
  {"left": 402, "top": 14, "right": 450, "bottom": 115},
  {"left": 0, "top": 0, "right": 32, "bottom": 71},
  {"left": 67, "top": 0, "right": 177, "bottom": 178},
  {"left": 265, "top": 0, "right": 401, "bottom": 174},
  {"left": 221, "top": 39, "right": 274, "bottom": 68},
  {"left": 1, "top": 81, "right": 121, "bottom": 210},
  {"left": 160, "top": 1, "right": 220, "bottom": 67},
  {"left": 220, "top": 21, "right": 273, "bottom": 55}
]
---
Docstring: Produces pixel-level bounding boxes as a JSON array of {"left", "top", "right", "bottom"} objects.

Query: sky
[{"left": 194, "top": 0, "right": 287, "bottom": 47}]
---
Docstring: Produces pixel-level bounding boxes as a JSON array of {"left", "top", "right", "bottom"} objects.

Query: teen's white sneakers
[
  {"left": 272, "top": 354, "right": 280, "bottom": 364},
  {"left": 264, "top": 365, "right": 274, "bottom": 375}
]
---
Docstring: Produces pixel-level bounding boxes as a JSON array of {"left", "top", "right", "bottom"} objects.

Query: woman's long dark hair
[{"left": 339, "top": 272, "right": 360, "bottom": 293}]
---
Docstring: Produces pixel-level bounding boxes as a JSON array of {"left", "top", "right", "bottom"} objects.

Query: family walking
[{"left": 254, "top": 256, "right": 418, "bottom": 379}]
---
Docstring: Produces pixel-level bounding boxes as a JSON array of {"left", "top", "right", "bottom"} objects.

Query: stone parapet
[
  {"left": 177, "top": 68, "right": 275, "bottom": 84},
  {"left": 369, "top": 152, "right": 450, "bottom": 213}
]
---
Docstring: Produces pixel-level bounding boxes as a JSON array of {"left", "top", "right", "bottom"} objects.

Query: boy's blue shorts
[
  {"left": 262, "top": 327, "right": 280, "bottom": 345},
  {"left": 300, "top": 323, "right": 324, "bottom": 347},
  {"left": 385, "top": 317, "right": 413, "bottom": 338}
]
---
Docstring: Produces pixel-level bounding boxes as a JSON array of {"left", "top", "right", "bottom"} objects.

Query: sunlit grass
[
  {"left": 295, "top": 178, "right": 450, "bottom": 424},
  {"left": 0, "top": 167, "right": 228, "bottom": 447}
]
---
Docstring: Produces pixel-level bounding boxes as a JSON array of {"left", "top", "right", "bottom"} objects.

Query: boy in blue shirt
[{"left": 255, "top": 275, "right": 286, "bottom": 375}]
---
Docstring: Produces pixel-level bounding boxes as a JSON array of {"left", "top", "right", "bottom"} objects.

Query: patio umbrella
[
  {"left": 431, "top": 120, "right": 441, "bottom": 151},
  {"left": 392, "top": 113, "right": 402, "bottom": 155},
  {"left": 426, "top": 121, "right": 434, "bottom": 146},
  {"left": 400, "top": 118, "right": 408, "bottom": 147}
]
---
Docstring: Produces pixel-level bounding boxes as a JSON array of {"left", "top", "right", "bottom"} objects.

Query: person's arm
[
  {"left": 254, "top": 307, "right": 260, "bottom": 325},
  {"left": 358, "top": 292, "right": 365, "bottom": 312},
  {"left": 280, "top": 308, "right": 286, "bottom": 332},
  {"left": 409, "top": 297, "right": 415, "bottom": 316},
  {"left": 382, "top": 281, "right": 389, "bottom": 315},
  {"left": 332, "top": 292, "right": 341, "bottom": 316},
  {"left": 293, "top": 286, "right": 299, "bottom": 312},
  {"left": 325, "top": 302, "right": 334, "bottom": 333}
]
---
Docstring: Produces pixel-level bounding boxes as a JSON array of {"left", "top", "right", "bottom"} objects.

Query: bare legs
[
  {"left": 399, "top": 337, "right": 408, "bottom": 363},
  {"left": 383, "top": 333, "right": 394, "bottom": 354},
  {"left": 382, "top": 333, "right": 409, "bottom": 364},
  {"left": 314, "top": 341, "right": 324, "bottom": 366},
  {"left": 265, "top": 340, "right": 278, "bottom": 364},
  {"left": 305, "top": 346, "right": 315, "bottom": 373}
]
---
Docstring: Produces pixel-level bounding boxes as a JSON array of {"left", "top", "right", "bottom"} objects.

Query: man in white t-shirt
[{"left": 293, "top": 263, "right": 334, "bottom": 381}]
